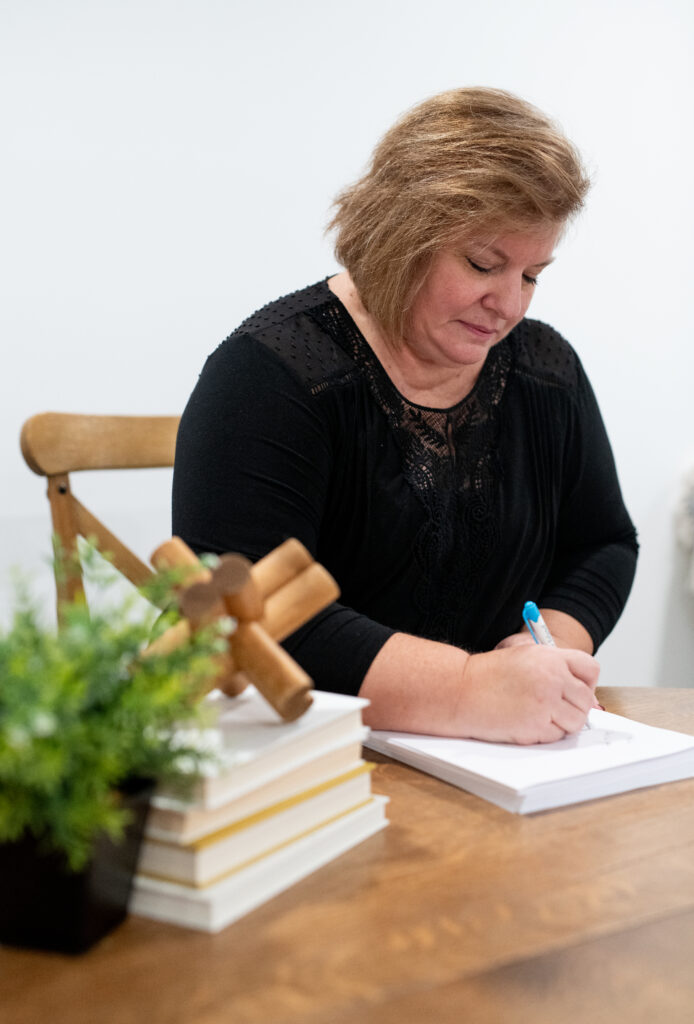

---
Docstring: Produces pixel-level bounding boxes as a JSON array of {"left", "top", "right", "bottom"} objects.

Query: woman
[{"left": 173, "top": 87, "right": 638, "bottom": 744}]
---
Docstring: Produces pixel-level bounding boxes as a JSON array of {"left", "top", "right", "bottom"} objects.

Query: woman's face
[{"left": 405, "top": 224, "right": 561, "bottom": 371}]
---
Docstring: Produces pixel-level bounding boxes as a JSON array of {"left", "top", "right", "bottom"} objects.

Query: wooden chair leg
[{"left": 47, "top": 474, "right": 85, "bottom": 617}]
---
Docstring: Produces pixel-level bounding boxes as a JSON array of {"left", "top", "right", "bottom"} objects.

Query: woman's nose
[{"left": 482, "top": 275, "right": 524, "bottom": 320}]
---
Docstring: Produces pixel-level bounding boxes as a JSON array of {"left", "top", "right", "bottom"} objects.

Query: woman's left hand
[
  {"left": 496, "top": 609, "right": 594, "bottom": 652},
  {"left": 494, "top": 632, "right": 535, "bottom": 650}
]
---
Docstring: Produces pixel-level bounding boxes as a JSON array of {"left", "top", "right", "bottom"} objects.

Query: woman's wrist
[
  {"left": 495, "top": 610, "right": 594, "bottom": 654},
  {"left": 535, "top": 609, "right": 594, "bottom": 653},
  {"left": 359, "top": 632, "right": 471, "bottom": 734},
  {"left": 359, "top": 623, "right": 598, "bottom": 742}
]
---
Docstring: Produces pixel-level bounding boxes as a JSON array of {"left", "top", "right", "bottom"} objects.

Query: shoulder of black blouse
[
  {"left": 218, "top": 291, "right": 586, "bottom": 401},
  {"left": 222, "top": 280, "right": 358, "bottom": 396},
  {"left": 507, "top": 317, "right": 583, "bottom": 392}
]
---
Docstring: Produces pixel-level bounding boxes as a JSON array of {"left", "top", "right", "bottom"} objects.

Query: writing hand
[{"left": 459, "top": 645, "right": 600, "bottom": 745}]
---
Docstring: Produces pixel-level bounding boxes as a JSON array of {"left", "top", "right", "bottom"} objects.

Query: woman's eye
[
  {"left": 466, "top": 258, "right": 539, "bottom": 286},
  {"left": 466, "top": 258, "right": 492, "bottom": 274}
]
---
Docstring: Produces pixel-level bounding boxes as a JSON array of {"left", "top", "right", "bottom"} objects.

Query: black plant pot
[{"left": 0, "top": 777, "right": 153, "bottom": 954}]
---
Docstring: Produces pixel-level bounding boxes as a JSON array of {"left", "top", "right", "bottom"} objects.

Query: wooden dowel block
[
  {"left": 142, "top": 623, "right": 242, "bottom": 698},
  {"left": 179, "top": 581, "right": 227, "bottom": 630},
  {"left": 141, "top": 619, "right": 192, "bottom": 658},
  {"left": 151, "top": 537, "right": 211, "bottom": 587},
  {"left": 178, "top": 649, "right": 240, "bottom": 701},
  {"left": 144, "top": 536, "right": 338, "bottom": 721},
  {"left": 217, "top": 670, "right": 251, "bottom": 698},
  {"left": 206, "top": 652, "right": 245, "bottom": 696},
  {"left": 250, "top": 538, "right": 313, "bottom": 599},
  {"left": 260, "top": 563, "right": 339, "bottom": 642},
  {"left": 231, "top": 622, "right": 313, "bottom": 721},
  {"left": 213, "top": 554, "right": 264, "bottom": 620}
]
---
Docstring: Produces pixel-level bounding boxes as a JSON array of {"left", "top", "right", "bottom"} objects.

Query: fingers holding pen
[
  {"left": 459, "top": 643, "right": 600, "bottom": 744},
  {"left": 517, "top": 650, "right": 602, "bottom": 738},
  {"left": 520, "top": 603, "right": 599, "bottom": 734},
  {"left": 551, "top": 677, "right": 598, "bottom": 736},
  {"left": 456, "top": 605, "right": 601, "bottom": 744},
  {"left": 563, "top": 648, "right": 600, "bottom": 692}
]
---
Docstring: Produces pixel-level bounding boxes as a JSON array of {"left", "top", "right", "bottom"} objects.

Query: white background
[{"left": 2, "top": 0, "right": 693, "bottom": 687}]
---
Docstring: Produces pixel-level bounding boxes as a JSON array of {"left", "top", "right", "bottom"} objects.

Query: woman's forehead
[{"left": 449, "top": 223, "right": 562, "bottom": 260}]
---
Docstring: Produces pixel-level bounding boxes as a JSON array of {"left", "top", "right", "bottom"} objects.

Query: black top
[{"left": 173, "top": 280, "right": 638, "bottom": 695}]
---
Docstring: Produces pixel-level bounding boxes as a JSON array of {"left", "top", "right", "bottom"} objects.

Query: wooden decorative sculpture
[{"left": 144, "top": 537, "right": 339, "bottom": 722}]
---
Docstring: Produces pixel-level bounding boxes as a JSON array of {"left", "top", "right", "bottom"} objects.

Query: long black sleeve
[
  {"left": 537, "top": 362, "right": 638, "bottom": 649},
  {"left": 173, "top": 332, "right": 396, "bottom": 694}
]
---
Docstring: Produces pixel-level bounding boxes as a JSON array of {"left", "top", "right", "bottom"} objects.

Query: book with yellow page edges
[{"left": 129, "top": 686, "right": 388, "bottom": 932}]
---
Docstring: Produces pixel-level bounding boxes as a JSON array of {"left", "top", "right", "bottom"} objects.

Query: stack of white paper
[{"left": 366, "top": 709, "right": 694, "bottom": 813}]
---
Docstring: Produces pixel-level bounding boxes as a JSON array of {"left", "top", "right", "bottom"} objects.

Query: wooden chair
[{"left": 20, "top": 412, "right": 180, "bottom": 615}]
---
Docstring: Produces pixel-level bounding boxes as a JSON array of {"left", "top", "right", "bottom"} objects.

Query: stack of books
[{"left": 129, "top": 687, "right": 388, "bottom": 932}]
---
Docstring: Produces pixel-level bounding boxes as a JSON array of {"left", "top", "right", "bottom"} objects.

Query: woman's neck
[{"left": 327, "top": 272, "right": 482, "bottom": 409}]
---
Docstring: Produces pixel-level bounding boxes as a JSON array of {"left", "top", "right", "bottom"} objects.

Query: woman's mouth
[{"left": 459, "top": 320, "right": 496, "bottom": 339}]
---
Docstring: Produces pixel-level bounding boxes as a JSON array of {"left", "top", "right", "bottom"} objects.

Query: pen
[
  {"left": 522, "top": 601, "right": 555, "bottom": 646},
  {"left": 522, "top": 600, "right": 595, "bottom": 727}
]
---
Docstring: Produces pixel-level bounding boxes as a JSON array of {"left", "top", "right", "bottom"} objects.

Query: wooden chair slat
[
  {"left": 21, "top": 412, "right": 179, "bottom": 619},
  {"left": 72, "top": 498, "right": 156, "bottom": 592},
  {"left": 21, "top": 413, "right": 180, "bottom": 475}
]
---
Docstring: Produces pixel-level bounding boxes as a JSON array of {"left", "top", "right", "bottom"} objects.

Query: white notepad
[{"left": 365, "top": 709, "right": 694, "bottom": 813}]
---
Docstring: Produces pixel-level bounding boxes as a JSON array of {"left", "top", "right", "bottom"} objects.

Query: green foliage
[{"left": 0, "top": 548, "right": 226, "bottom": 871}]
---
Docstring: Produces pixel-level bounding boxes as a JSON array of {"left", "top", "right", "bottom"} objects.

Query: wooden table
[{"left": 4, "top": 687, "right": 694, "bottom": 1023}]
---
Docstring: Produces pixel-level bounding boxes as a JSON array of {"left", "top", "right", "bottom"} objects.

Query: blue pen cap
[{"left": 523, "top": 601, "right": 540, "bottom": 624}]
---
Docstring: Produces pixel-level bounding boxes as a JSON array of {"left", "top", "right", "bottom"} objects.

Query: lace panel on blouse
[{"left": 309, "top": 299, "right": 513, "bottom": 644}]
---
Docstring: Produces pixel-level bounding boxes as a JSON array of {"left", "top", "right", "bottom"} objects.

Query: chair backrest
[{"left": 20, "top": 412, "right": 180, "bottom": 615}]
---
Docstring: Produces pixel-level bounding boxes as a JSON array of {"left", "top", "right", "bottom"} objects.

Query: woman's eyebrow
[{"left": 487, "top": 245, "right": 556, "bottom": 269}]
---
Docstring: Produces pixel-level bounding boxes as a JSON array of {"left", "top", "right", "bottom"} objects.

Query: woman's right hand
[{"left": 458, "top": 644, "right": 600, "bottom": 745}]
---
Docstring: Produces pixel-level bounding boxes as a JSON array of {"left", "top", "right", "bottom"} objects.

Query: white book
[
  {"left": 130, "top": 796, "right": 389, "bottom": 932},
  {"left": 146, "top": 738, "right": 367, "bottom": 844},
  {"left": 159, "top": 686, "right": 369, "bottom": 810},
  {"left": 365, "top": 709, "right": 694, "bottom": 814},
  {"left": 138, "top": 765, "right": 374, "bottom": 886}
]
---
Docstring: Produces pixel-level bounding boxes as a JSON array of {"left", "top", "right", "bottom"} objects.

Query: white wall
[{"left": 2, "top": 0, "right": 693, "bottom": 686}]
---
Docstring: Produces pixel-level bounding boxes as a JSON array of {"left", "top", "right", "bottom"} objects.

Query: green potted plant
[{"left": 0, "top": 548, "right": 223, "bottom": 953}]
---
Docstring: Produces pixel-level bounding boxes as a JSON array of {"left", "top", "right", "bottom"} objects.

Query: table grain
[{"left": 4, "top": 687, "right": 694, "bottom": 1024}]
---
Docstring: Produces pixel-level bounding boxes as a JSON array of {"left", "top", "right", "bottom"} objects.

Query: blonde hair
[{"left": 329, "top": 87, "right": 590, "bottom": 341}]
